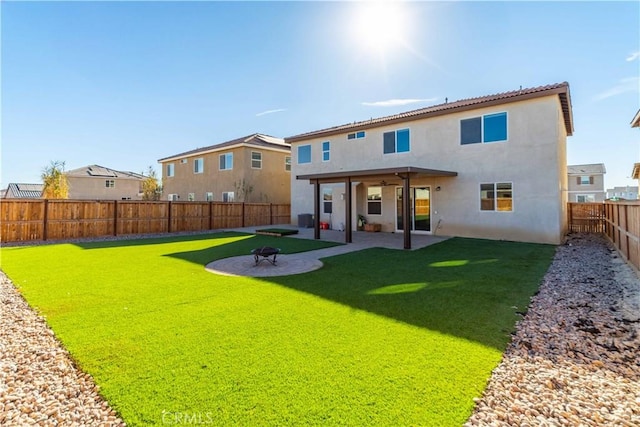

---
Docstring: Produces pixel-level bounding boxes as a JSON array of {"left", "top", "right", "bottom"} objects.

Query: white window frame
[
  {"left": 367, "top": 186, "right": 383, "bottom": 216},
  {"left": 251, "top": 151, "right": 262, "bottom": 169},
  {"left": 480, "top": 182, "right": 513, "bottom": 212},
  {"left": 323, "top": 187, "right": 332, "bottom": 214},
  {"left": 222, "top": 191, "right": 235, "bottom": 202},
  {"left": 194, "top": 158, "right": 204, "bottom": 174},
  {"left": 285, "top": 156, "right": 292, "bottom": 171},
  {"left": 219, "top": 153, "right": 233, "bottom": 171},
  {"left": 188, "top": 193, "right": 195, "bottom": 201},
  {"left": 322, "top": 141, "right": 330, "bottom": 162},
  {"left": 347, "top": 131, "right": 366, "bottom": 140},
  {"left": 577, "top": 194, "right": 595, "bottom": 203},
  {"left": 105, "top": 180, "right": 115, "bottom": 188},
  {"left": 298, "top": 144, "right": 311, "bottom": 164},
  {"left": 205, "top": 192, "right": 214, "bottom": 201},
  {"left": 167, "top": 163, "right": 175, "bottom": 177},
  {"left": 168, "top": 194, "right": 178, "bottom": 201}
]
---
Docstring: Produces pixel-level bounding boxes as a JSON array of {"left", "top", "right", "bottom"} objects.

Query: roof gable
[
  {"left": 5, "top": 183, "right": 44, "bottom": 199},
  {"left": 285, "top": 82, "right": 573, "bottom": 142}
]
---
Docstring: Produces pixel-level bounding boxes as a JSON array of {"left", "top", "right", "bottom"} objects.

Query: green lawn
[{"left": 0, "top": 232, "right": 555, "bottom": 426}]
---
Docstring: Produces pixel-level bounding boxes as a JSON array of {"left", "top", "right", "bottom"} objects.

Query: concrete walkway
[{"left": 205, "top": 225, "right": 450, "bottom": 277}]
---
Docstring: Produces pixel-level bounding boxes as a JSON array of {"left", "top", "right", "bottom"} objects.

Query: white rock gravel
[
  {"left": 0, "top": 272, "right": 125, "bottom": 426},
  {"left": 1, "top": 232, "right": 638, "bottom": 426},
  {"left": 466, "top": 233, "right": 640, "bottom": 426}
]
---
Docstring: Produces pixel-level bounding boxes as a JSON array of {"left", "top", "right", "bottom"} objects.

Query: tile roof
[
  {"left": 567, "top": 163, "right": 606, "bottom": 175},
  {"left": 286, "top": 82, "right": 573, "bottom": 142},
  {"left": 66, "top": 165, "right": 145, "bottom": 180},
  {"left": 158, "top": 133, "right": 290, "bottom": 163},
  {"left": 4, "top": 183, "right": 44, "bottom": 199}
]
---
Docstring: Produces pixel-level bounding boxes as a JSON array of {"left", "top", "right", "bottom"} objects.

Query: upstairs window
[
  {"left": 188, "top": 193, "right": 195, "bottom": 201},
  {"left": 480, "top": 182, "right": 513, "bottom": 212},
  {"left": 322, "top": 141, "right": 330, "bottom": 162},
  {"left": 578, "top": 176, "right": 593, "bottom": 185},
  {"left": 367, "top": 187, "right": 382, "bottom": 215},
  {"left": 194, "top": 158, "right": 204, "bottom": 174},
  {"left": 461, "top": 112, "right": 507, "bottom": 144},
  {"left": 105, "top": 180, "right": 115, "bottom": 188},
  {"left": 251, "top": 151, "right": 262, "bottom": 169},
  {"left": 298, "top": 145, "right": 311, "bottom": 164},
  {"left": 219, "top": 153, "right": 233, "bottom": 170},
  {"left": 205, "top": 192, "right": 214, "bottom": 201},
  {"left": 383, "top": 129, "right": 410, "bottom": 154},
  {"left": 285, "top": 156, "right": 292, "bottom": 171},
  {"left": 166, "top": 163, "right": 175, "bottom": 177},
  {"left": 347, "top": 131, "right": 366, "bottom": 140}
]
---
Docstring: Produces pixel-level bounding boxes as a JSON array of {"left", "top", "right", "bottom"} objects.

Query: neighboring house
[
  {"left": 66, "top": 165, "right": 145, "bottom": 200},
  {"left": 158, "top": 134, "right": 291, "bottom": 203},
  {"left": 631, "top": 110, "right": 640, "bottom": 189},
  {"left": 2, "top": 183, "right": 44, "bottom": 199},
  {"left": 286, "top": 82, "right": 574, "bottom": 246},
  {"left": 606, "top": 186, "right": 639, "bottom": 201},
  {"left": 567, "top": 164, "right": 606, "bottom": 203}
]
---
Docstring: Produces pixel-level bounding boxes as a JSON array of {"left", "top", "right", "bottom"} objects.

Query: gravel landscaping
[{"left": 1, "top": 232, "right": 638, "bottom": 426}]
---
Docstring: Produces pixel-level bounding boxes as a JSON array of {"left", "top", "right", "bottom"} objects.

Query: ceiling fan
[{"left": 378, "top": 180, "right": 399, "bottom": 186}]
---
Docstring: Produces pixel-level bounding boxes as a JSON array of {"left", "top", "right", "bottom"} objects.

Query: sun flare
[{"left": 352, "top": 2, "right": 408, "bottom": 54}]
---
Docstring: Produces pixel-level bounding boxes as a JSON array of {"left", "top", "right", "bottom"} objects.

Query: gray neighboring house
[
  {"left": 632, "top": 110, "right": 640, "bottom": 189},
  {"left": 2, "top": 183, "right": 44, "bottom": 199},
  {"left": 606, "top": 186, "right": 639, "bottom": 201},
  {"left": 66, "top": 165, "right": 145, "bottom": 200},
  {"left": 567, "top": 164, "right": 606, "bottom": 202}
]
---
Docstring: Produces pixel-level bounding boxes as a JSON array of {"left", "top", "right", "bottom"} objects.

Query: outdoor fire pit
[{"left": 251, "top": 247, "right": 281, "bottom": 266}]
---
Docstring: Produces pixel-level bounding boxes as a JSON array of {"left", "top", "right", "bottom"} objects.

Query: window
[
  {"left": 383, "top": 129, "right": 410, "bottom": 154},
  {"left": 367, "top": 187, "right": 382, "bottom": 215},
  {"left": 188, "top": 193, "right": 195, "bottom": 201},
  {"left": 298, "top": 145, "right": 311, "bottom": 164},
  {"left": 461, "top": 112, "right": 507, "bottom": 144},
  {"left": 347, "top": 131, "right": 366, "bottom": 140},
  {"left": 180, "top": 159, "right": 187, "bottom": 164},
  {"left": 194, "top": 158, "right": 204, "bottom": 174},
  {"left": 222, "top": 192, "right": 234, "bottom": 202},
  {"left": 322, "top": 141, "right": 330, "bottom": 162},
  {"left": 167, "top": 163, "right": 175, "bottom": 177},
  {"left": 219, "top": 153, "right": 233, "bottom": 170},
  {"left": 105, "top": 180, "right": 115, "bottom": 188},
  {"left": 251, "top": 151, "right": 262, "bottom": 169},
  {"left": 285, "top": 156, "right": 292, "bottom": 171},
  {"left": 577, "top": 194, "right": 595, "bottom": 203},
  {"left": 578, "top": 176, "right": 593, "bottom": 185},
  {"left": 323, "top": 188, "right": 332, "bottom": 214},
  {"left": 205, "top": 192, "right": 214, "bottom": 201},
  {"left": 168, "top": 194, "right": 178, "bottom": 201},
  {"left": 480, "top": 182, "right": 513, "bottom": 211}
]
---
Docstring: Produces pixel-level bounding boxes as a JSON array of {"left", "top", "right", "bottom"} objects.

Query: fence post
[
  {"left": 43, "top": 199, "right": 49, "bottom": 241},
  {"left": 167, "top": 201, "right": 172, "bottom": 233},
  {"left": 270, "top": 203, "right": 273, "bottom": 225},
  {"left": 241, "top": 203, "right": 245, "bottom": 228}
]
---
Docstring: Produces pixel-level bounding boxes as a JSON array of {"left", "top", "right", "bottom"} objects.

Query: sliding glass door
[{"left": 396, "top": 187, "right": 431, "bottom": 233}]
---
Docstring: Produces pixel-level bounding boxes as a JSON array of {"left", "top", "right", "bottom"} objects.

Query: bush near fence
[
  {"left": 568, "top": 201, "right": 640, "bottom": 272},
  {"left": 0, "top": 200, "right": 290, "bottom": 243}
]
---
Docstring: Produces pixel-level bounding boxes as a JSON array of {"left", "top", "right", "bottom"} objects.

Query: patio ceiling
[{"left": 296, "top": 166, "right": 458, "bottom": 184}]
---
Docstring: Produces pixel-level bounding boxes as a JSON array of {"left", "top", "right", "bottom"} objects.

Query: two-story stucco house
[
  {"left": 631, "top": 110, "right": 640, "bottom": 188},
  {"left": 286, "top": 82, "right": 573, "bottom": 247},
  {"left": 158, "top": 134, "right": 291, "bottom": 203},
  {"left": 66, "top": 165, "right": 145, "bottom": 200},
  {"left": 567, "top": 164, "right": 606, "bottom": 202}
]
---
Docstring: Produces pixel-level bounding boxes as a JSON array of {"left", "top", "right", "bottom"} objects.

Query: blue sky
[{"left": 2, "top": 1, "right": 639, "bottom": 189}]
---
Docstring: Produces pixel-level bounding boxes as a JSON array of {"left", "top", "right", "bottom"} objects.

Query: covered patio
[{"left": 297, "top": 166, "right": 458, "bottom": 249}]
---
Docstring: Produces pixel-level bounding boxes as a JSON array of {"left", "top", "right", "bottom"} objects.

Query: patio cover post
[
  {"left": 345, "top": 177, "right": 352, "bottom": 243},
  {"left": 403, "top": 174, "right": 411, "bottom": 249},
  {"left": 313, "top": 179, "right": 320, "bottom": 240}
]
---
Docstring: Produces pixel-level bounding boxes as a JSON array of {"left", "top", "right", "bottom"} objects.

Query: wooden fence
[
  {"left": 568, "top": 201, "right": 640, "bottom": 272},
  {"left": 0, "top": 200, "right": 291, "bottom": 243}
]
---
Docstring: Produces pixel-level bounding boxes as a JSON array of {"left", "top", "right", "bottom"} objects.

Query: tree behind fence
[{"left": 0, "top": 200, "right": 291, "bottom": 243}]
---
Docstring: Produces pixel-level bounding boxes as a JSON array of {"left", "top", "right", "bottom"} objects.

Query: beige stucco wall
[
  {"left": 68, "top": 176, "right": 143, "bottom": 200},
  {"left": 567, "top": 173, "right": 606, "bottom": 202},
  {"left": 160, "top": 146, "right": 291, "bottom": 204},
  {"left": 291, "top": 95, "right": 569, "bottom": 244}
]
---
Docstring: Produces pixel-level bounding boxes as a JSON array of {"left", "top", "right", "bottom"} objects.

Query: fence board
[{"left": 0, "top": 200, "right": 45, "bottom": 242}]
